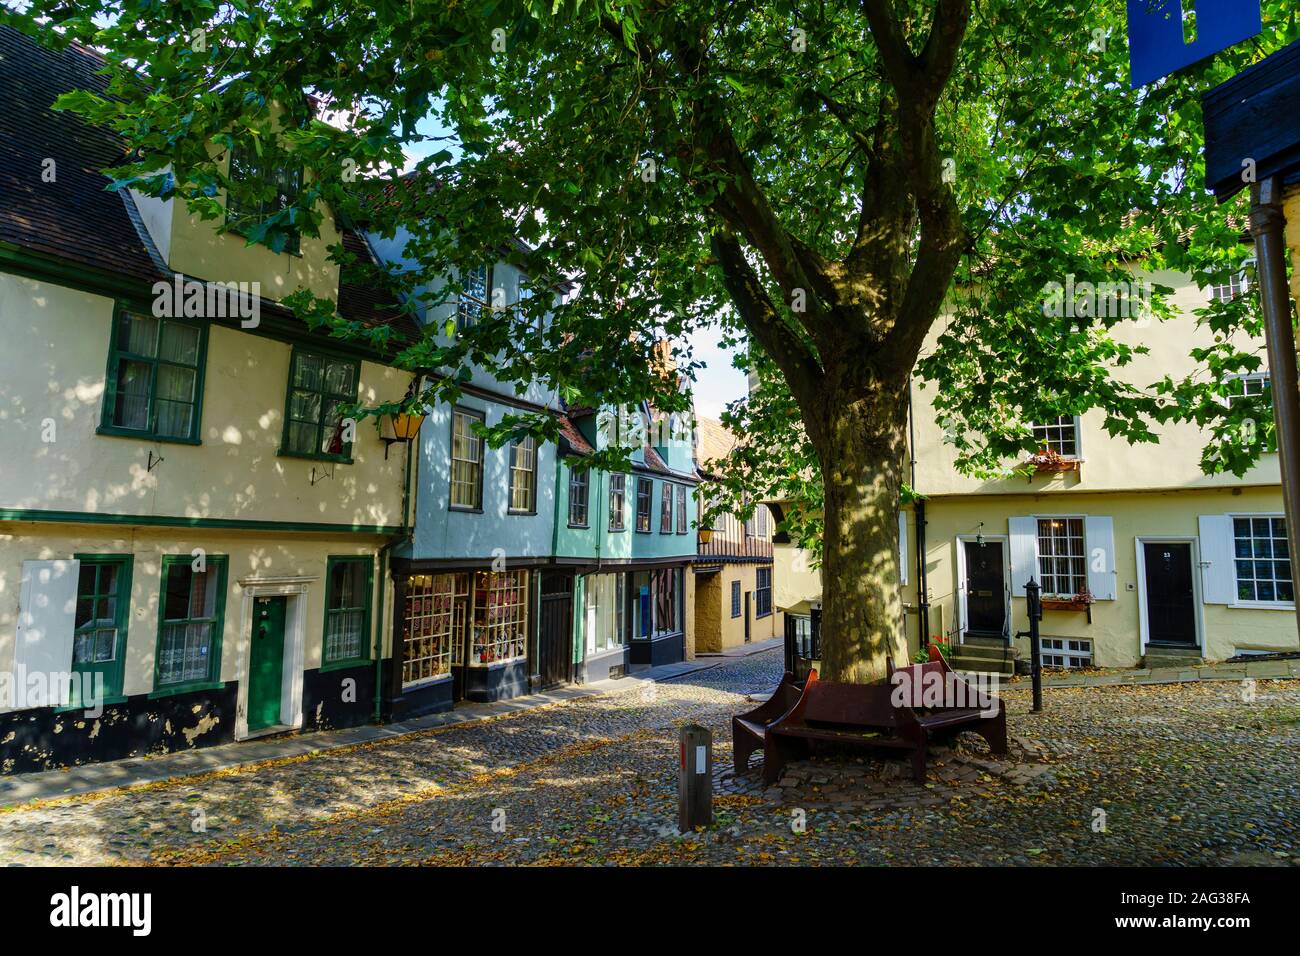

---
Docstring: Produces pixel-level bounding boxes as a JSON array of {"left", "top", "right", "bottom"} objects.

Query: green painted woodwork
[{"left": 248, "top": 594, "right": 287, "bottom": 731}]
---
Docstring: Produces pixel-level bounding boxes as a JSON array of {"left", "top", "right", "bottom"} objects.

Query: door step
[
  {"left": 950, "top": 641, "right": 1016, "bottom": 676},
  {"left": 1142, "top": 644, "right": 1204, "bottom": 668}
]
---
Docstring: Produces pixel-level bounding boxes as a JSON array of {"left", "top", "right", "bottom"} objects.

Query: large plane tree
[{"left": 12, "top": 0, "right": 1297, "bottom": 682}]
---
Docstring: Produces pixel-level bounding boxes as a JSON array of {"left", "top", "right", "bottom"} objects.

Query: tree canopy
[{"left": 8, "top": 0, "right": 1299, "bottom": 678}]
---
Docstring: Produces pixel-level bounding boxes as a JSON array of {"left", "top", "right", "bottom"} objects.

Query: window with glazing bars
[
  {"left": 660, "top": 483, "right": 673, "bottom": 533},
  {"left": 402, "top": 573, "right": 469, "bottom": 686},
  {"left": 451, "top": 409, "right": 485, "bottom": 509},
  {"left": 456, "top": 265, "right": 490, "bottom": 330},
  {"left": 1031, "top": 416, "right": 1078, "bottom": 458},
  {"left": 609, "top": 474, "right": 626, "bottom": 530},
  {"left": 636, "top": 477, "right": 653, "bottom": 531},
  {"left": 1036, "top": 517, "right": 1086, "bottom": 597},
  {"left": 1233, "top": 516, "right": 1294, "bottom": 603},
  {"left": 730, "top": 580, "right": 741, "bottom": 618},
  {"left": 568, "top": 467, "right": 589, "bottom": 527},
  {"left": 755, "top": 567, "right": 772, "bottom": 616},
  {"left": 675, "top": 484, "right": 687, "bottom": 533},
  {"left": 324, "top": 558, "right": 371, "bottom": 666},
  {"left": 103, "top": 309, "right": 204, "bottom": 441},
  {"left": 509, "top": 437, "right": 537, "bottom": 512},
  {"left": 155, "top": 556, "right": 227, "bottom": 688},
  {"left": 282, "top": 350, "right": 359, "bottom": 460}
]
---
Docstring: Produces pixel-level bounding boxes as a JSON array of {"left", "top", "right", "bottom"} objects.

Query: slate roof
[
  {"left": 0, "top": 26, "right": 164, "bottom": 283},
  {"left": 0, "top": 25, "right": 418, "bottom": 344}
]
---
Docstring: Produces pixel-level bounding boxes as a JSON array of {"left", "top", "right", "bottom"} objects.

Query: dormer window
[{"left": 225, "top": 141, "right": 303, "bottom": 255}]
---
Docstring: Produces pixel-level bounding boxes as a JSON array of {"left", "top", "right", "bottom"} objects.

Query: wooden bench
[
  {"left": 890, "top": 653, "right": 1008, "bottom": 758},
  {"left": 761, "top": 661, "right": 1007, "bottom": 785},
  {"left": 731, "top": 670, "right": 813, "bottom": 773}
]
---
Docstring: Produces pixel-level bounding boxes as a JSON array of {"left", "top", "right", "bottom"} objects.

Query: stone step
[
  {"left": 1142, "top": 644, "right": 1204, "bottom": 668},
  {"left": 949, "top": 655, "right": 1015, "bottom": 677},
  {"left": 951, "top": 643, "right": 1014, "bottom": 662}
]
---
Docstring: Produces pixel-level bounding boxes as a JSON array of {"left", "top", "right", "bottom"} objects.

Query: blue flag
[{"left": 1128, "top": 0, "right": 1262, "bottom": 88}]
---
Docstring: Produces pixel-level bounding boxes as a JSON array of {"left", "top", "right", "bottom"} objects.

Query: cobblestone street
[{"left": 0, "top": 648, "right": 1297, "bottom": 867}]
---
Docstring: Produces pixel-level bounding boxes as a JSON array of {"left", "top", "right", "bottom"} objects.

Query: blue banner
[{"left": 1128, "top": 0, "right": 1262, "bottom": 88}]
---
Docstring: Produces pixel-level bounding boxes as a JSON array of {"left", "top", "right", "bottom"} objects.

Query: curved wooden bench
[{"left": 731, "top": 670, "right": 814, "bottom": 773}]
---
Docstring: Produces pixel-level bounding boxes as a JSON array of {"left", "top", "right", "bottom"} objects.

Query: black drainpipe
[{"left": 907, "top": 376, "right": 930, "bottom": 648}]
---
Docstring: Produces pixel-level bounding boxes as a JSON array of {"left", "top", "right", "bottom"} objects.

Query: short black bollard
[
  {"left": 678, "top": 723, "right": 713, "bottom": 831},
  {"left": 1025, "top": 577, "right": 1044, "bottom": 713}
]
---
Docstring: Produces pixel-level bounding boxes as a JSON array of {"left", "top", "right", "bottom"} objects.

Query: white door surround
[
  {"left": 233, "top": 575, "right": 314, "bottom": 741},
  {"left": 954, "top": 534, "right": 1012, "bottom": 644},
  {"left": 1135, "top": 537, "right": 1205, "bottom": 654}
]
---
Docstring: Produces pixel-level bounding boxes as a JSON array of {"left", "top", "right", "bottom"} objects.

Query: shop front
[
  {"left": 577, "top": 561, "right": 687, "bottom": 680},
  {"left": 390, "top": 564, "right": 534, "bottom": 716}
]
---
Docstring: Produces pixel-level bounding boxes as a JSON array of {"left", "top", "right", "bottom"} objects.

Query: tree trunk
[{"left": 816, "top": 391, "right": 910, "bottom": 684}]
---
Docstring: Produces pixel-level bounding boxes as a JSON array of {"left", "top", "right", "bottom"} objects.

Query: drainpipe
[
  {"left": 1249, "top": 177, "right": 1300, "bottom": 640},
  {"left": 375, "top": 382, "right": 421, "bottom": 722},
  {"left": 907, "top": 376, "right": 930, "bottom": 647}
]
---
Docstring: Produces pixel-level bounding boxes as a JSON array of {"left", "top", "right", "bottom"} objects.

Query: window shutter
[
  {"left": 898, "top": 509, "right": 909, "bottom": 587},
  {"left": 1008, "top": 517, "right": 1039, "bottom": 596},
  {"left": 1198, "top": 514, "right": 1236, "bottom": 604},
  {"left": 1084, "top": 515, "right": 1117, "bottom": 600},
  {"left": 13, "top": 559, "right": 80, "bottom": 709}
]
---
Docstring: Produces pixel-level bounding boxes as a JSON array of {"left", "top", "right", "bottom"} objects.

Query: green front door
[{"left": 248, "top": 596, "right": 286, "bottom": 732}]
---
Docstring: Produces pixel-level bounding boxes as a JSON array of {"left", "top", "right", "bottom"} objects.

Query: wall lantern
[
  {"left": 697, "top": 525, "right": 714, "bottom": 546},
  {"left": 378, "top": 411, "right": 425, "bottom": 458}
]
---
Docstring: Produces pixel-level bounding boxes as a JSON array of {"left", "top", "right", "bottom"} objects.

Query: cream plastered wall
[
  {"left": 1285, "top": 187, "right": 1300, "bottom": 306},
  {"left": 912, "top": 268, "right": 1281, "bottom": 496},
  {"left": 698, "top": 563, "right": 784, "bottom": 651},
  {"left": 0, "top": 272, "right": 409, "bottom": 527},
  {"left": 771, "top": 541, "right": 823, "bottom": 615},
  {"left": 682, "top": 568, "right": 696, "bottom": 660},
  {"left": 0, "top": 525, "right": 389, "bottom": 711},
  {"left": 694, "top": 573, "right": 723, "bottom": 653},
  {"left": 903, "top": 486, "right": 1298, "bottom": 667},
  {"left": 164, "top": 137, "right": 343, "bottom": 304}
]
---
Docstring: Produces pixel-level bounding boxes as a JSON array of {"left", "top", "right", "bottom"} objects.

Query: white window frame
[
  {"left": 1227, "top": 512, "right": 1295, "bottom": 610},
  {"left": 1033, "top": 515, "right": 1088, "bottom": 598},
  {"left": 1030, "top": 415, "right": 1082, "bottom": 460},
  {"left": 1221, "top": 371, "right": 1271, "bottom": 407},
  {"left": 1209, "top": 271, "right": 1248, "bottom": 303},
  {"left": 1039, "top": 637, "right": 1092, "bottom": 669}
]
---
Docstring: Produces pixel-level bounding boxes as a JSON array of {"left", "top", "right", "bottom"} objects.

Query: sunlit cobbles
[{"left": 0, "top": 652, "right": 1296, "bottom": 867}]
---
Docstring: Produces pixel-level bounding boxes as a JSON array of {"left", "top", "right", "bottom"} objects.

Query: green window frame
[
  {"left": 608, "top": 474, "right": 626, "bottom": 531},
  {"left": 280, "top": 347, "right": 360, "bottom": 463},
  {"left": 70, "top": 554, "right": 134, "bottom": 707},
  {"left": 659, "top": 483, "right": 673, "bottom": 534},
  {"left": 152, "top": 554, "right": 229, "bottom": 696},
  {"left": 322, "top": 556, "right": 373, "bottom": 670},
  {"left": 99, "top": 305, "right": 207, "bottom": 444},
  {"left": 225, "top": 139, "right": 304, "bottom": 256},
  {"left": 451, "top": 407, "right": 486, "bottom": 511}
]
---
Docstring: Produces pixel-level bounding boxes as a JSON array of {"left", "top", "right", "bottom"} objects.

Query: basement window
[{"left": 1040, "top": 637, "right": 1091, "bottom": 669}]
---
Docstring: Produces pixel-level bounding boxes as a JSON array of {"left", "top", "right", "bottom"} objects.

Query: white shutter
[
  {"left": 13, "top": 559, "right": 79, "bottom": 709},
  {"left": 898, "top": 509, "right": 909, "bottom": 587},
  {"left": 1085, "top": 515, "right": 1117, "bottom": 600},
  {"left": 1198, "top": 514, "right": 1236, "bottom": 604},
  {"left": 1008, "top": 517, "right": 1039, "bottom": 596}
]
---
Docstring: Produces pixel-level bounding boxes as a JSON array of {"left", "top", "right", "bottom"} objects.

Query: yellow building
[
  {"left": 0, "top": 29, "right": 414, "bottom": 772},
  {"left": 772, "top": 259, "right": 1300, "bottom": 672},
  {"left": 692, "top": 417, "right": 782, "bottom": 652}
]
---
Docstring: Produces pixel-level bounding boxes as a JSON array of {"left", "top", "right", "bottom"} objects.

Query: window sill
[
  {"left": 450, "top": 505, "right": 485, "bottom": 514},
  {"left": 97, "top": 425, "right": 201, "bottom": 446},
  {"left": 568, "top": 522, "right": 590, "bottom": 530},
  {"left": 277, "top": 449, "right": 354, "bottom": 465},
  {"left": 402, "top": 673, "right": 452, "bottom": 691},
  {"left": 320, "top": 657, "right": 370, "bottom": 674},
  {"left": 508, "top": 509, "right": 538, "bottom": 517},
  {"left": 148, "top": 680, "right": 224, "bottom": 700},
  {"left": 55, "top": 694, "right": 127, "bottom": 713},
  {"left": 1228, "top": 600, "right": 1296, "bottom": 611},
  {"left": 467, "top": 657, "right": 526, "bottom": 669}
]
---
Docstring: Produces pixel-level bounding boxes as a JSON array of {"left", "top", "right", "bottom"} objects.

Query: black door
[
  {"left": 539, "top": 572, "right": 574, "bottom": 688},
  {"left": 963, "top": 540, "right": 1006, "bottom": 638},
  {"left": 1144, "top": 542, "right": 1197, "bottom": 646}
]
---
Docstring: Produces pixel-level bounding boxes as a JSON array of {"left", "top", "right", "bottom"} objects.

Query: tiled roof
[
  {"left": 557, "top": 412, "right": 594, "bottom": 456},
  {"left": 0, "top": 26, "right": 165, "bottom": 284},
  {"left": 694, "top": 415, "right": 737, "bottom": 468},
  {"left": 0, "top": 26, "right": 419, "bottom": 346}
]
